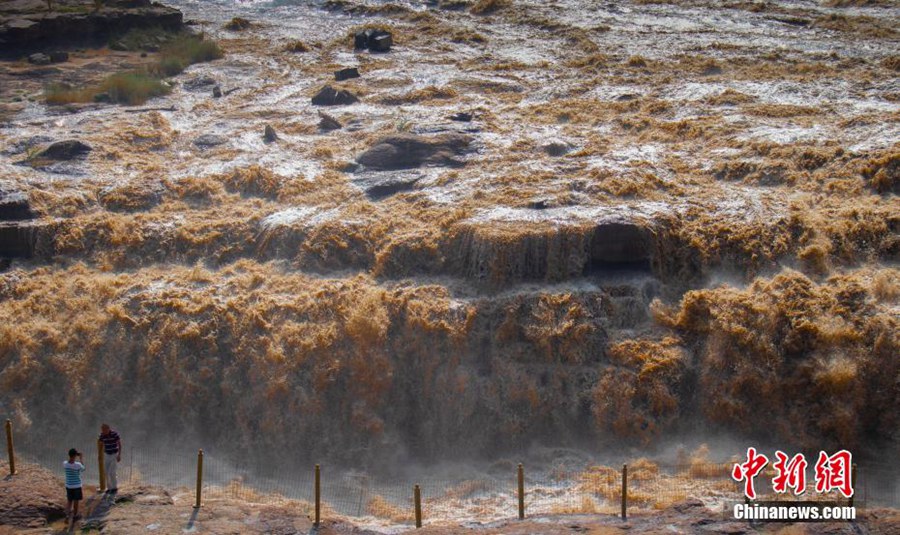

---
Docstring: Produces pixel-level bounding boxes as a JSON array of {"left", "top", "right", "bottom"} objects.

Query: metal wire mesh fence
[{"left": 7, "top": 426, "right": 899, "bottom": 528}]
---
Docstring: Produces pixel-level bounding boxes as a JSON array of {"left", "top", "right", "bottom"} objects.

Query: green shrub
[
  {"left": 45, "top": 84, "right": 93, "bottom": 105},
  {"left": 164, "top": 34, "right": 224, "bottom": 64},
  {"left": 101, "top": 73, "right": 171, "bottom": 105},
  {"left": 46, "top": 73, "right": 170, "bottom": 106},
  {"left": 154, "top": 57, "right": 186, "bottom": 77},
  {"left": 45, "top": 32, "right": 221, "bottom": 106}
]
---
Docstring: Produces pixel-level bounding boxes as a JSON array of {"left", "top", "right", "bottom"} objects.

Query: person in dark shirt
[{"left": 99, "top": 423, "right": 122, "bottom": 493}]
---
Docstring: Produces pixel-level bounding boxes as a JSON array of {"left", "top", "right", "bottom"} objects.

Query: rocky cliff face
[{"left": 0, "top": 0, "right": 182, "bottom": 54}]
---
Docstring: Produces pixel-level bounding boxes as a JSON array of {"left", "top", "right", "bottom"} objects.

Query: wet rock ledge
[{"left": 0, "top": 0, "right": 183, "bottom": 54}]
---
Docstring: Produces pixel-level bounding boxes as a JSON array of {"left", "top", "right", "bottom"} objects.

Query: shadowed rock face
[
  {"left": 586, "top": 220, "right": 653, "bottom": 271},
  {"left": 0, "top": 0, "right": 183, "bottom": 54},
  {"left": 0, "top": 191, "right": 33, "bottom": 221},
  {"left": 0, "top": 190, "right": 41, "bottom": 259},
  {"left": 0, "top": 221, "right": 50, "bottom": 259},
  {"left": 443, "top": 219, "right": 657, "bottom": 287},
  {"left": 356, "top": 134, "right": 472, "bottom": 170}
]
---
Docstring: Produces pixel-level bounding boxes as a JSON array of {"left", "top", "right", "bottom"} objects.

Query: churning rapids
[{"left": 0, "top": 0, "right": 898, "bottom": 525}]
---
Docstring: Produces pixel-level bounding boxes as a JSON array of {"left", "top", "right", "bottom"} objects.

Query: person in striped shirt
[
  {"left": 99, "top": 423, "right": 122, "bottom": 493},
  {"left": 63, "top": 448, "right": 85, "bottom": 520}
]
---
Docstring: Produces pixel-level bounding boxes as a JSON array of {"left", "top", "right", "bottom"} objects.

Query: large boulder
[
  {"left": 354, "top": 28, "right": 392, "bottom": 52},
  {"left": 356, "top": 134, "right": 472, "bottom": 170},
  {"left": 34, "top": 140, "right": 92, "bottom": 161},
  {"left": 311, "top": 85, "right": 358, "bottom": 106},
  {"left": 263, "top": 124, "right": 278, "bottom": 143},
  {"left": 334, "top": 67, "right": 360, "bottom": 81},
  {"left": 543, "top": 140, "right": 573, "bottom": 157}
]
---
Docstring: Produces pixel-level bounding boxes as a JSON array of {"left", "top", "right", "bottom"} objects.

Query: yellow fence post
[
  {"left": 97, "top": 439, "right": 106, "bottom": 492},
  {"left": 314, "top": 464, "right": 321, "bottom": 527},
  {"left": 849, "top": 463, "right": 857, "bottom": 508},
  {"left": 5, "top": 420, "right": 14, "bottom": 476},
  {"left": 621, "top": 464, "right": 627, "bottom": 521},
  {"left": 194, "top": 449, "right": 203, "bottom": 509},
  {"left": 414, "top": 484, "right": 422, "bottom": 528},
  {"left": 517, "top": 463, "right": 525, "bottom": 520}
]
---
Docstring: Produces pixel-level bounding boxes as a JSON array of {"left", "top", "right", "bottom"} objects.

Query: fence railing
[{"left": 5, "top": 420, "right": 898, "bottom": 528}]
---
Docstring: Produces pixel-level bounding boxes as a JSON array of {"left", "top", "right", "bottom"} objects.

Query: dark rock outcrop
[
  {"left": 35, "top": 140, "right": 92, "bottom": 161},
  {"left": 356, "top": 134, "right": 472, "bottom": 170},
  {"left": 354, "top": 28, "right": 392, "bottom": 52},
  {"left": 0, "top": 0, "right": 183, "bottom": 54},
  {"left": 334, "top": 67, "right": 360, "bottom": 81},
  {"left": 311, "top": 85, "right": 358, "bottom": 106},
  {"left": 449, "top": 111, "right": 473, "bottom": 122},
  {"left": 263, "top": 124, "right": 278, "bottom": 143},
  {"left": 543, "top": 141, "right": 572, "bottom": 157},
  {"left": 370, "top": 33, "right": 392, "bottom": 52}
]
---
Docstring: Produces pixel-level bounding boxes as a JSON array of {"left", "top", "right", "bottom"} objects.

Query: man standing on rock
[
  {"left": 63, "top": 448, "right": 85, "bottom": 524},
  {"left": 99, "top": 423, "right": 122, "bottom": 493}
]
